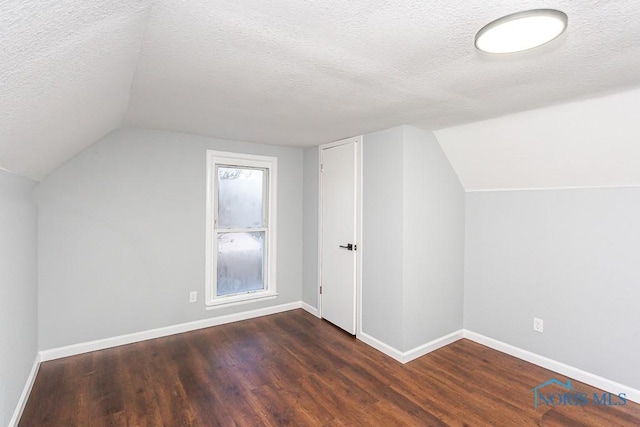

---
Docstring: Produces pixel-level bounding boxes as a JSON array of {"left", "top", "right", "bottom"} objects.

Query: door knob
[{"left": 339, "top": 243, "right": 356, "bottom": 251}]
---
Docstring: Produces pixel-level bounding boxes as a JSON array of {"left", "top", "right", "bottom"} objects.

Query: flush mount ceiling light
[{"left": 475, "top": 9, "right": 568, "bottom": 54}]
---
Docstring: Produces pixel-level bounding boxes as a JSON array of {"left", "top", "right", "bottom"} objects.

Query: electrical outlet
[
  {"left": 533, "top": 317, "right": 544, "bottom": 333},
  {"left": 189, "top": 291, "right": 197, "bottom": 303}
]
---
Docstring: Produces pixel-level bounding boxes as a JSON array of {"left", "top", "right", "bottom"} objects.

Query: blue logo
[{"left": 532, "top": 378, "right": 627, "bottom": 408}]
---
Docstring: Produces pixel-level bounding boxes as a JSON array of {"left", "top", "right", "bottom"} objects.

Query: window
[{"left": 205, "top": 150, "right": 277, "bottom": 307}]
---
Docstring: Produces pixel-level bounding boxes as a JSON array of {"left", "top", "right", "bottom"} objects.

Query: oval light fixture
[{"left": 475, "top": 9, "right": 568, "bottom": 54}]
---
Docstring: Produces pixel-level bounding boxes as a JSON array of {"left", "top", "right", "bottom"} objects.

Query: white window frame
[{"left": 205, "top": 150, "right": 278, "bottom": 308}]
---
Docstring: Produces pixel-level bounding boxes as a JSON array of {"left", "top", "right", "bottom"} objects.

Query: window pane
[
  {"left": 216, "top": 232, "right": 264, "bottom": 296},
  {"left": 217, "top": 167, "right": 264, "bottom": 228}
]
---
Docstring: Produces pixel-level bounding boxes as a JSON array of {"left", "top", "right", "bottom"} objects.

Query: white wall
[
  {"left": 302, "top": 147, "right": 318, "bottom": 308},
  {"left": 362, "top": 126, "right": 405, "bottom": 350},
  {"left": 362, "top": 126, "right": 465, "bottom": 352},
  {"left": 436, "top": 87, "right": 640, "bottom": 191},
  {"left": 0, "top": 170, "right": 38, "bottom": 426},
  {"left": 402, "top": 126, "right": 464, "bottom": 350},
  {"left": 36, "top": 128, "right": 303, "bottom": 350},
  {"left": 465, "top": 188, "right": 640, "bottom": 390},
  {"left": 435, "top": 86, "right": 640, "bottom": 391}
]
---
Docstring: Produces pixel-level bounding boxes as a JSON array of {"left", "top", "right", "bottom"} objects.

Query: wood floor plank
[{"left": 19, "top": 309, "right": 640, "bottom": 426}]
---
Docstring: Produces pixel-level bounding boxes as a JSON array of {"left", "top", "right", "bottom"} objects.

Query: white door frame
[{"left": 317, "top": 135, "right": 363, "bottom": 337}]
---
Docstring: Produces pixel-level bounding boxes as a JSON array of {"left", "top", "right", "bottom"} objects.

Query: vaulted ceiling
[{"left": 3, "top": 0, "right": 640, "bottom": 179}]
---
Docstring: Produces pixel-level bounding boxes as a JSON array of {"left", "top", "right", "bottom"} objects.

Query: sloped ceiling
[
  {"left": 1, "top": 1, "right": 150, "bottom": 179},
  {"left": 436, "top": 87, "right": 640, "bottom": 191},
  {"left": 3, "top": 0, "right": 640, "bottom": 179}
]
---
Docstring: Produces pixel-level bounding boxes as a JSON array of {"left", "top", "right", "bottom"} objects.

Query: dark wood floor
[{"left": 21, "top": 309, "right": 640, "bottom": 426}]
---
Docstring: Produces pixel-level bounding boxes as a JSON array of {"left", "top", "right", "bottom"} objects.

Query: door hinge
[
  {"left": 320, "top": 286, "right": 322, "bottom": 295},
  {"left": 320, "top": 163, "right": 323, "bottom": 172}
]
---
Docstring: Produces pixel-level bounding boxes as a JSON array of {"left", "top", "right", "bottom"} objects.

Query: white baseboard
[
  {"left": 40, "top": 301, "right": 302, "bottom": 361},
  {"left": 358, "top": 329, "right": 464, "bottom": 363},
  {"left": 464, "top": 330, "right": 640, "bottom": 404},
  {"left": 9, "top": 354, "right": 41, "bottom": 427},
  {"left": 301, "top": 302, "right": 320, "bottom": 318},
  {"left": 403, "top": 330, "right": 464, "bottom": 363},
  {"left": 358, "top": 331, "right": 405, "bottom": 363}
]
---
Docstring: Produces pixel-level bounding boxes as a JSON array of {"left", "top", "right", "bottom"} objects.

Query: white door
[{"left": 320, "top": 137, "right": 358, "bottom": 334}]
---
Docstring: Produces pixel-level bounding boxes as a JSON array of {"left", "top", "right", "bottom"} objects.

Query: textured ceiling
[
  {"left": 0, "top": 1, "right": 150, "bottom": 179},
  {"left": 3, "top": 0, "right": 640, "bottom": 179}
]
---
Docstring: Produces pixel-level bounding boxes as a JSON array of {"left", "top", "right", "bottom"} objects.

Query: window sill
[{"left": 205, "top": 291, "right": 278, "bottom": 310}]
